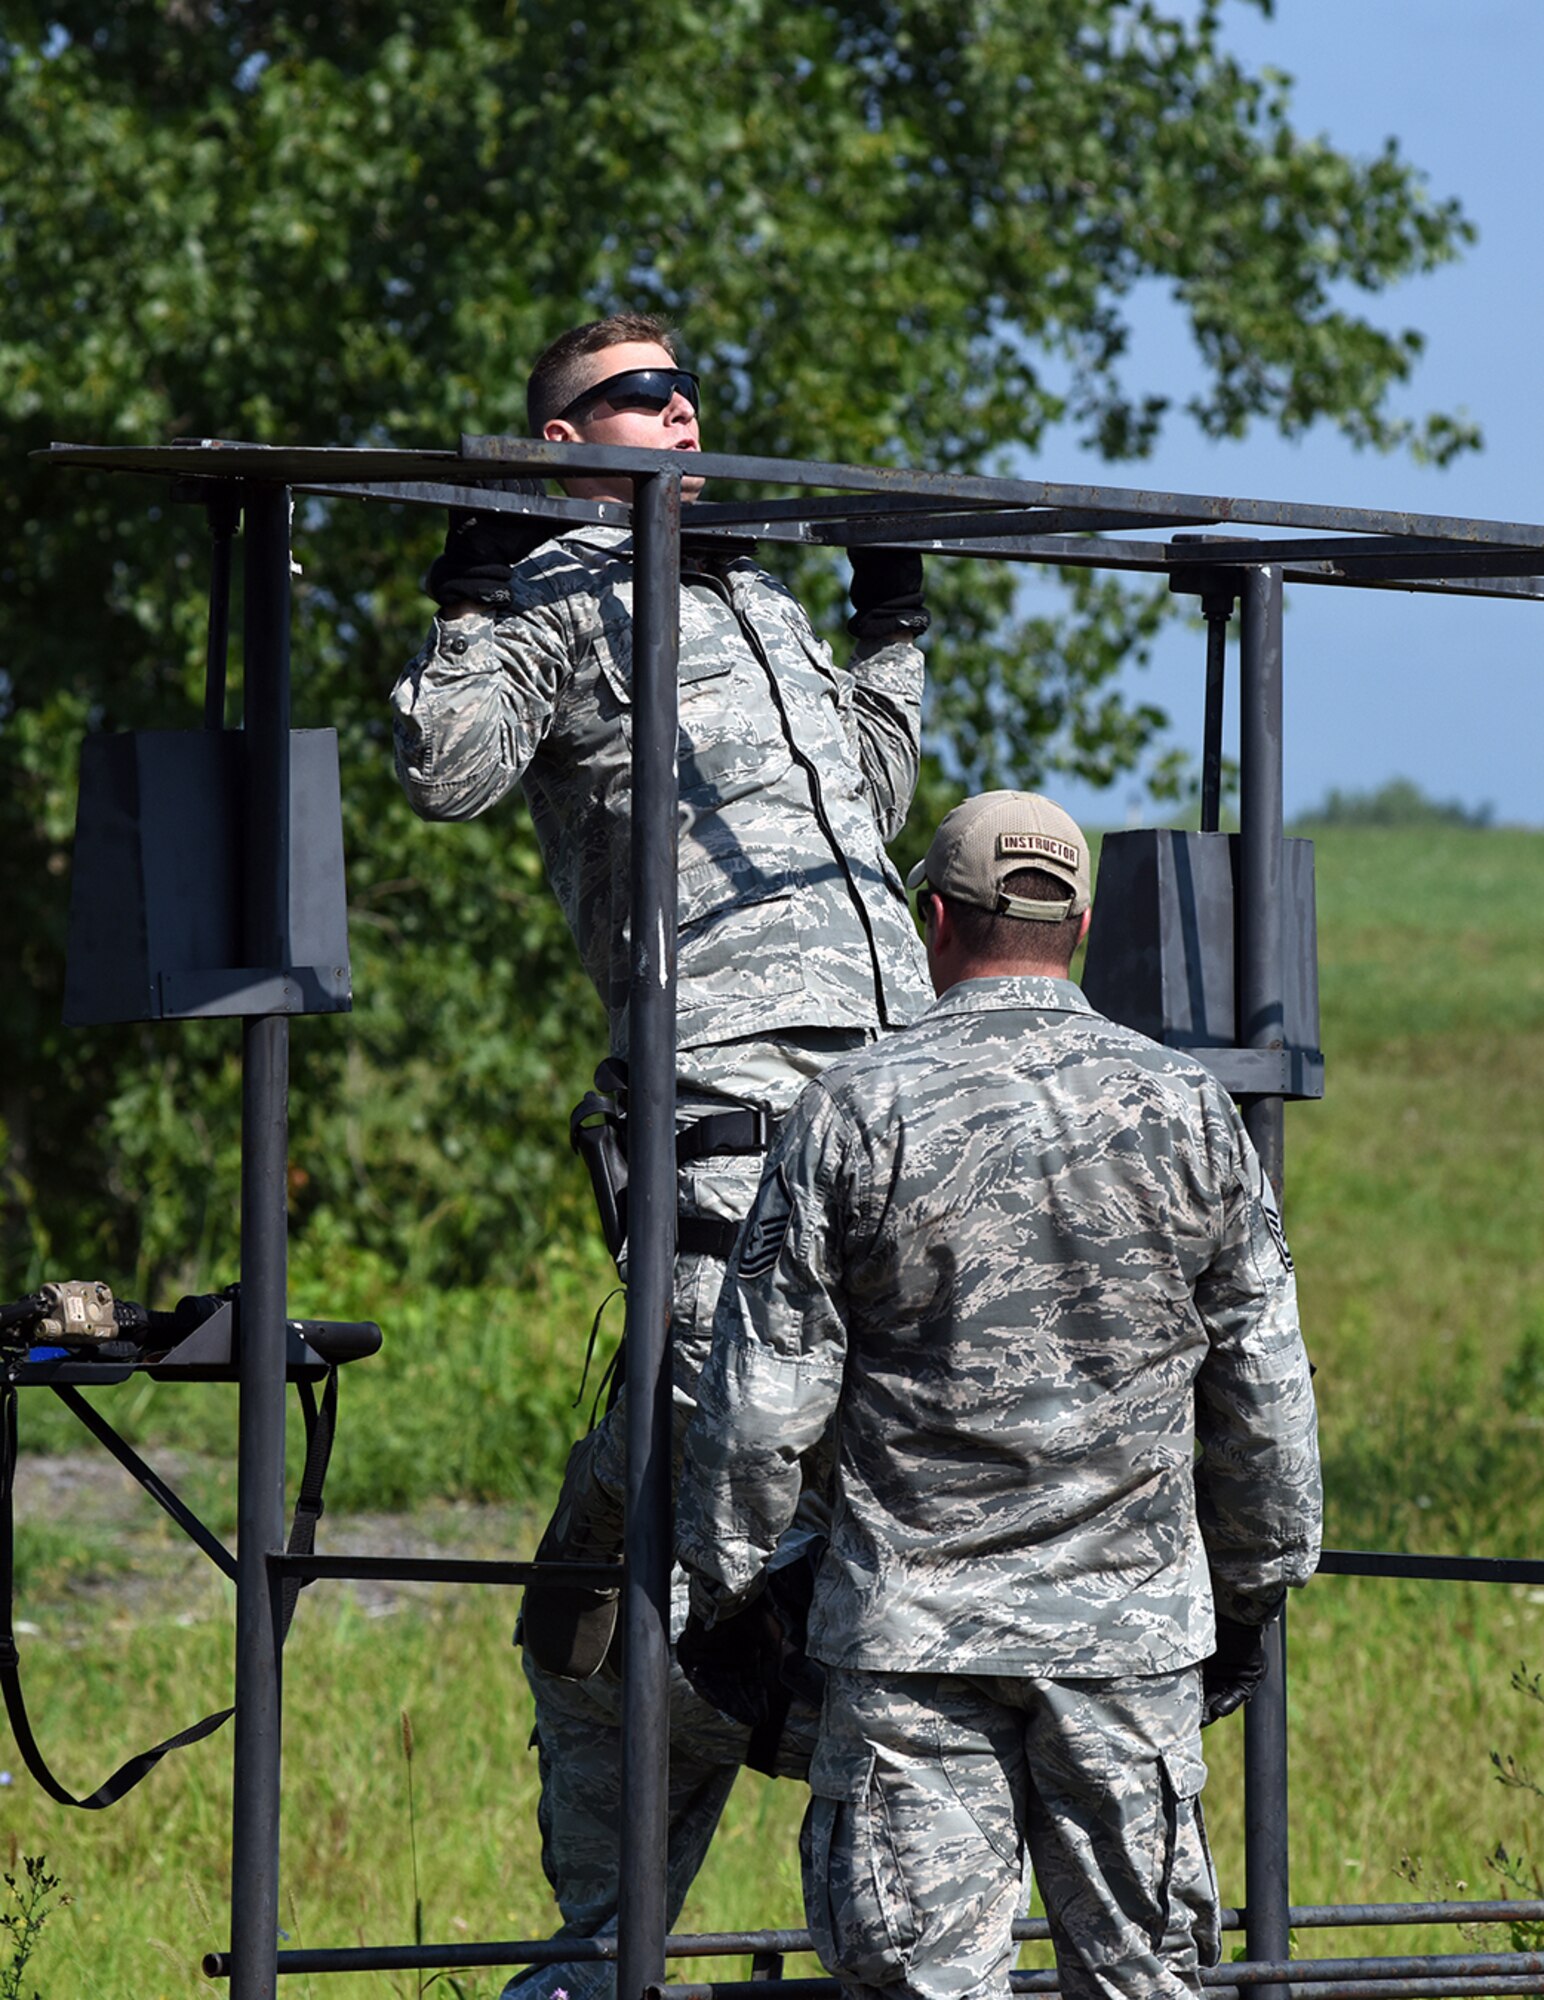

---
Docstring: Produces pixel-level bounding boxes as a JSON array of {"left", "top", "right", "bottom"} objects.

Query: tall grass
[{"left": 4, "top": 825, "right": 1542, "bottom": 1994}]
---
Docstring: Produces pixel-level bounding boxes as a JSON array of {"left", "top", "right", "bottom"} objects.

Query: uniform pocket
[
  {"left": 676, "top": 876, "right": 805, "bottom": 1010},
  {"left": 1162, "top": 1746, "right": 1221, "bottom": 1968},
  {"left": 938, "top": 1734, "right": 1023, "bottom": 1871},
  {"left": 801, "top": 1751, "right": 920, "bottom": 1988},
  {"left": 592, "top": 620, "right": 735, "bottom": 705}
]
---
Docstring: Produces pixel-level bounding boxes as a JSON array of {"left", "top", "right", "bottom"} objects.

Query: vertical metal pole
[
  {"left": 1200, "top": 600, "right": 1229, "bottom": 835},
  {"left": 617, "top": 468, "right": 681, "bottom": 2000},
  {"left": 1238, "top": 564, "right": 1290, "bottom": 2000},
  {"left": 204, "top": 493, "right": 240, "bottom": 732},
  {"left": 228, "top": 484, "right": 293, "bottom": 2000}
]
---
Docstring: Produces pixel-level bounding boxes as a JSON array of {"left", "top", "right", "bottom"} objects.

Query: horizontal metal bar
[
  {"left": 212, "top": 1929, "right": 817, "bottom": 1979},
  {"left": 1270, "top": 1904, "right": 1544, "bottom": 1931},
  {"left": 834, "top": 508, "right": 1208, "bottom": 546},
  {"left": 1299, "top": 569, "right": 1544, "bottom": 602},
  {"left": 203, "top": 1907, "right": 1544, "bottom": 1981},
  {"left": 1206, "top": 1983, "right": 1544, "bottom": 1999},
  {"left": 686, "top": 494, "right": 1008, "bottom": 527},
  {"left": 653, "top": 1962, "right": 1544, "bottom": 2000},
  {"left": 1211, "top": 1957, "right": 1544, "bottom": 1988},
  {"left": 1317, "top": 1550, "right": 1544, "bottom": 1585},
  {"left": 273, "top": 1554, "right": 620, "bottom": 1587},
  {"left": 460, "top": 439, "right": 1544, "bottom": 549},
  {"left": 1329, "top": 552, "right": 1544, "bottom": 581},
  {"left": 1191, "top": 1048, "right": 1325, "bottom": 1099},
  {"left": 296, "top": 481, "right": 628, "bottom": 526},
  {"left": 1157, "top": 533, "right": 1544, "bottom": 571},
  {"left": 40, "top": 438, "right": 1544, "bottom": 552},
  {"left": 794, "top": 530, "right": 1544, "bottom": 601}
]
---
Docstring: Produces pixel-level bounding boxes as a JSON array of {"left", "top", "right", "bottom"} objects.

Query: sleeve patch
[
  {"left": 736, "top": 1164, "right": 794, "bottom": 1281},
  {"left": 1256, "top": 1163, "right": 1294, "bottom": 1273}
]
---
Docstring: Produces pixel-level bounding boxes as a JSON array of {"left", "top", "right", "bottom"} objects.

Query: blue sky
[{"left": 1027, "top": 0, "right": 1543, "bottom": 829}]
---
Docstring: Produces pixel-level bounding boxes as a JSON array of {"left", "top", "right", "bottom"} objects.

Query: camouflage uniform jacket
[
  {"left": 391, "top": 524, "right": 932, "bottom": 1056},
  {"left": 676, "top": 975, "right": 1323, "bottom": 1677}
]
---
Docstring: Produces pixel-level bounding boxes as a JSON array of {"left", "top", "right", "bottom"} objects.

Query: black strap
[
  {"left": 0, "top": 1367, "right": 339, "bottom": 1810},
  {"left": 678, "top": 1216, "right": 743, "bottom": 1259},
  {"left": 744, "top": 1680, "right": 797, "bottom": 1778},
  {"left": 585, "top": 1059, "right": 773, "bottom": 1162},
  {"left": 278, "top": 1366, "right": 339, "bottom": 1638},
  {"left": 676, "top": 1105, "right": 772, "bottom": 1164}
]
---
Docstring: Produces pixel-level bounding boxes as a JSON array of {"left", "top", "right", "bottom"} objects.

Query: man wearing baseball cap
[{"left": 678, "top": 790, "right": 1322, "bottom": 2000}]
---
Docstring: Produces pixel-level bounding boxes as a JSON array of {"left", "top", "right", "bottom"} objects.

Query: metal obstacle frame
[{"left": 34, "top": 433, "right": 1544, "bottom": 2000}]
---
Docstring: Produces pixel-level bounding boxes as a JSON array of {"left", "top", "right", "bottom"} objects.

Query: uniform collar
[
  {"left": 925, "top": 975, "right": 1094, "bottom": 1021},
  {"left": 559, "top": 521, "right": 634, "bottom": 558},
  {"left": 559, "top": 521, "right": 758, "bottom": 576}
]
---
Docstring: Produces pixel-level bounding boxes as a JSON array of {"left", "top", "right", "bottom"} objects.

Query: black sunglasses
[{"left": 557, "top": 366, "right": 701, "bottom": 423}]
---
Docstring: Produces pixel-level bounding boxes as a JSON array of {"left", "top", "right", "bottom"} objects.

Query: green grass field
[{"left": 4, "top": 824, "right": 1542, "bottom": 1997}]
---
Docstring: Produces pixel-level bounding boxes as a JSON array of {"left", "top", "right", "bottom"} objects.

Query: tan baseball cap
[{"left": 905, "top": 790, "right": 1091, "bottom": 921}]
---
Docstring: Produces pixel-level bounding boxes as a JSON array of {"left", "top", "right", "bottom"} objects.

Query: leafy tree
[
  {"left": 0, "top": 0, "right": 1479, "bottom": 1293},
  {"left": 1292, "top": 776, "right": 1495, "bottom": 830}
]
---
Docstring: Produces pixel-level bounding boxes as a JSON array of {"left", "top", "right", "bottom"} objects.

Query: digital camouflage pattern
[
  {"left": 805, "top": 1665, "right": 1218, "bottom": 2000},
  {"left": 678, "top": 973, "right": 1323, "bottom": 1676},
  {"left": 678, "top": 972, "right": 1318, "bottom": 2000},
  {"left": 393, "top": 527, "right": 932, "bottom": 2000},
  {"left": 391, "top": 522, "right": 932, "bottom": 1057},
  {"left": 511, "top": 1624, "right": 819, "bottom": 2000}
]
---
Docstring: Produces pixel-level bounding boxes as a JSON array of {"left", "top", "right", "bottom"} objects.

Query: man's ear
[
  {"left": 928, "top": 893, "right": 955, "bottom": 953},
  {"left": 543, "top": 417, "right": 582, "bottom": 444},
  {"left": 1077, "top": 906, "right": 1092, "bottom": 949}
]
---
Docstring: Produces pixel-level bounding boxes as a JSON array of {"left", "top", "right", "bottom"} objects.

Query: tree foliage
[
  {"left": 0, "top": 0, "right": 1478, "bottom": 1294},
  {"left": 1292, "top": 776, "right": 1495, "bottom": 831}
]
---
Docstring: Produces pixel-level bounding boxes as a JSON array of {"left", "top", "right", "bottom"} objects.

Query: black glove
[
  {"left": 847, "top": 546, "right": 929, "bottom": 639},
  {"left": 677, "top": 1547, "right": 825, "bottom": 1775},
  {"left": 425, "top": 478, "right": 552, "bottom": 609},
  {"left": 1201, "top": 1614, "right": 1272, "bottom": 1726}
]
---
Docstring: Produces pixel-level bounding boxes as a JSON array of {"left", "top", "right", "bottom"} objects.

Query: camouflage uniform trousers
[
  {"left": 803, "top": 1664, "right": 1220, "bottom": 2000},
  {"left": 503, "top": 1029, "right": 871, "bottom": 2000}
]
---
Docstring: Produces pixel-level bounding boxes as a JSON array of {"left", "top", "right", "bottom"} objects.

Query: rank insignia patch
[{"left": 737, "top": 1165, "right": 794, "bottom": 1280}]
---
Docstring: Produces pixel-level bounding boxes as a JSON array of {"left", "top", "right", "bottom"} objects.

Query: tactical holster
[{"left": 569, "top": 1059, "right": 774, "bottom": 1264}]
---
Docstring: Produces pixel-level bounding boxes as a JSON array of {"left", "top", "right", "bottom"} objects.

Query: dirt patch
[{"left": 12, "top": 1449, "right": 543, "bottom": 1626}]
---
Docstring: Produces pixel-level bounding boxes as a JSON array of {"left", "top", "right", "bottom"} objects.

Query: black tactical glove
[
  {"left": 1201, "top": 1612, "right": 1274, "bottom": 1726},
  {"left": 425, "top": 478, "right": 551, "bottom": 609},
  {"left": 677, "top": 1546, "right": 825, "bottom": 1775},
  {"left": 846, "top": 546, "right": 930, "bottom": 639}
]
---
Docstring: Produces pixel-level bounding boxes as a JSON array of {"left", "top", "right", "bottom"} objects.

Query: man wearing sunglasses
[{"left": 391, "top": 312, "right": 935, "bottom": 2000}]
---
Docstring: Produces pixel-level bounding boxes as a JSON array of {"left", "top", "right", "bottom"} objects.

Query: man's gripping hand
[
  {"left": 1202, "top": 1610, "right": 1278, "bottom": 1725},
  {"left": 847, "top": 546, "right": 929, "bottom": 639},
  {"left": 427, "top": 479, "right": 551, "bottom": 611}
]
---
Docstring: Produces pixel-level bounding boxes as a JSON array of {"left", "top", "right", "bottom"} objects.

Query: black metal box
[
  {"left": 1081, "top": 829, "right": 1323, "bottom": 1099},
  {"left": 63, "top": 729, "right": 351, "bottom": 1025}
]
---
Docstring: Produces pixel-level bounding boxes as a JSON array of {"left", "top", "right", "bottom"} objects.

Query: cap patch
[{"left": 998, "top": 831, "right": 1081, "bottom": 869}]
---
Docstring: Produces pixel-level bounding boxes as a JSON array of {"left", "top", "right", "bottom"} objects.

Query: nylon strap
[{"left": 0, "top": 1364, "right": 339, "bottom": 1810}]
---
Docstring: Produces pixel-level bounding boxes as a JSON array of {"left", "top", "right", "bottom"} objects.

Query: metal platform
[{"left": 34, "top": 433, "right": 1544, "bottom": 2000}]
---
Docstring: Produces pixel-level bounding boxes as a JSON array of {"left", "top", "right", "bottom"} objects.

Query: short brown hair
[
  {"left": 940, "top": 867, "right": 1085, "bottom": 970},
  {"left": 527, "top": 313, "right": 679, "bottom": 433}
]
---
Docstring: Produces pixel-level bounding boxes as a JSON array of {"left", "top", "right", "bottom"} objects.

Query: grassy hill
[{"left": 5, "top": 823, "right": 1542, "bottom": 1996}]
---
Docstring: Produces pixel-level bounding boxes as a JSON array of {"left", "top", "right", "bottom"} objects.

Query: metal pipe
[
  {"left": 1316, "top": 1550, "right": 1544, "bottom": 1585},
  {"left": 1237, "top": 563, "right": 1289, "bottom": 2000},
  {"left": 1238, "top": 562, "right": 1287, "bottom": 1172},
  {"left": 617, "top": 466, "right": 682, "bottom": 2000},
  {"left": 277, "top": 1554, "right": 619, "bottom": 1586},
  {"left": 652, "top": 1964, "right": 1544, "bottom": 2000},
  {"left": 200, "top": 1901, "right": 1544, "bottom": 1978},
  {"left": 1201, "top": 605, "right": 1228, "bottom": 832},
  {"left": 228, "top": 483, "right": 293, "bottom": 2000},
  {"left": 203, "top": 494, "right": 239, "bottom": 730}
]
